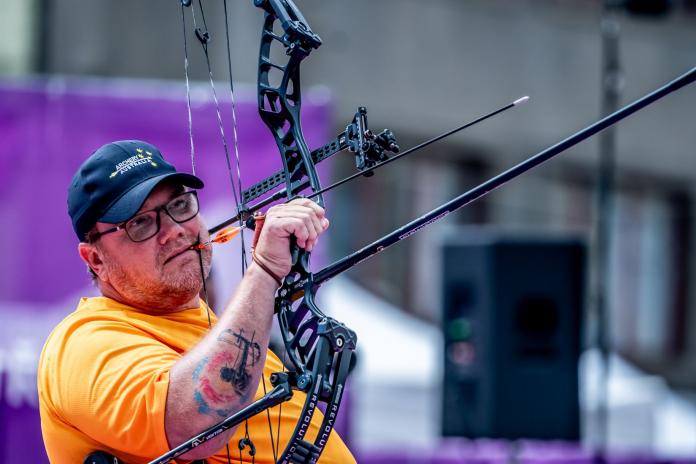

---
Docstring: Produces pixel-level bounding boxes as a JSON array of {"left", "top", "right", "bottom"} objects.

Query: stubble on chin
[
  {"left": 105, "top": 247, "right": 213, "bottom": 312},
  {"left": 160, "top": 249, "right": 212, "bottom": 296}
]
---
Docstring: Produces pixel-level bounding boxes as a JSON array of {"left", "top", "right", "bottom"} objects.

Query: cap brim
[{"left": 99, "top": 172, "right": 204, "bottom": 224}]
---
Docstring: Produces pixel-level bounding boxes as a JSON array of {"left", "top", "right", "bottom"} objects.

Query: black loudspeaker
[{"left": 441, "top": 234, "right": 585, "bottom": 440}]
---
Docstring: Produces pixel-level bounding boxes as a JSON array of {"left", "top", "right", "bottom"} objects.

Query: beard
[{"left": 100, "top": 240, "right": 213, "bottom": 313}]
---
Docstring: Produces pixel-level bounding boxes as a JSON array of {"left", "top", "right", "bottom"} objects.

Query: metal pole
[{"left": 589, "top": 2, "right": 623, "bottom": 460}]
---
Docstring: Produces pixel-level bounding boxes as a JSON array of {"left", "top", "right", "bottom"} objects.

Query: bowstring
[
  {"left": 188, "top": 1, "right": 281, "bottom": 462},
  {"left": 198, "top": 1, "right": 259, "bottom": 461},
  {"left": 221, "top": 0, "right": 249, "bottom": 274},
  {"left": 181, "top": 3, "right": 237, "bottom": 463},
  {"left": 190, "top": 1, "right": 245, "bottom": 223},
  {"left": 220, "top": 1, "right": 279, "bottom": 460}
]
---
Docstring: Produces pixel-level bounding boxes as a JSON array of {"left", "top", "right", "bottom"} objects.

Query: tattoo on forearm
[
  {"left": 218, "top": 329, "right": 262, "bottom": 394},
  {"left": 192, "top": 329, "right": 262, "bottom": 417}
]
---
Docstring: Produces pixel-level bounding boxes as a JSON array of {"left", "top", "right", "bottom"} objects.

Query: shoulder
[
  {"left": 38, "top": 296, "right": 180, "bottom": 416},
  {"left": 37, "top": 297, "right": 126, "bottom": 420},
  {"left": 40, "top": 297, "right": 137, "bottom": 358},
  {"left": 38, "top": 296, "right": 174, "bottom": 392}
]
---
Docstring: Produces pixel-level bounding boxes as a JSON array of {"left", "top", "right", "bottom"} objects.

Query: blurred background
[{"left": 1, "top": 0, "right": 695, "bottom": 462}]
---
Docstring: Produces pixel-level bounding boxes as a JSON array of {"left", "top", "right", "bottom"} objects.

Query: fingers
[
  {"left": 250, "top": 199, "right": 329, "bottom": 281},
  {"left": 265, "top": 198, "right": 329, "bottom": 251}
]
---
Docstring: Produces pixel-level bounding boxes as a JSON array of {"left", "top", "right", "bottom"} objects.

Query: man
[{"left": 38, "top": 140, "right": 355, "bottom": 463}]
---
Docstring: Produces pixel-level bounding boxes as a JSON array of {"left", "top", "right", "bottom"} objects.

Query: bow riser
[{"left": 255, "top": 2, "right": 359, "bottom": 463}]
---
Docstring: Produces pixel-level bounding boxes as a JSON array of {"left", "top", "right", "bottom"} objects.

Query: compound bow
[{"left": 149, "top": 1, "right": 696, "bottom": 463}]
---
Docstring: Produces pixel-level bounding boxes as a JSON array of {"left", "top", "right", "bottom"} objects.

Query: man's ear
[{"left": 78, "top": 242, "right": 106, "bottom": 279}]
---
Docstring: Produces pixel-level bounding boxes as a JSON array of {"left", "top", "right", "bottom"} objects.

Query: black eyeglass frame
[{"left": 87, "top": 191, "right": 200, "bottom": 243}]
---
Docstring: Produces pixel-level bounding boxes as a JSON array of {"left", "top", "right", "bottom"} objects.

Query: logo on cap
[{"left": 109, "top": 147, "right": 159, "bottom": 179}]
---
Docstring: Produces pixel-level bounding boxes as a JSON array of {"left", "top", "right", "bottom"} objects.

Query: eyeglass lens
[{"left": 126, "top": 191, "right": 199, "bottom": 242}]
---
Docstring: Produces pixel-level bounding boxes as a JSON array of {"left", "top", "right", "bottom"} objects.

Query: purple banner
[{"left": 0, "top": 77, "right": 332, "bottom": 462}]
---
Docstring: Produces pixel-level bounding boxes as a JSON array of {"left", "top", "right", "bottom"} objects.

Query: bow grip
[{"left": 287, "top": 236, "right": 311, "bottom": 284}]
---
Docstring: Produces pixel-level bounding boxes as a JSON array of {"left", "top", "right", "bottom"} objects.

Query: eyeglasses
[{"left": 89, "top": 191, "right": 200, "bottom": 243}]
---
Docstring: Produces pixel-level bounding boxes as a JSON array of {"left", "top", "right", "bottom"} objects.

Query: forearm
[{"left": 165, "top": 263, "right": 278, "bottom": 459}]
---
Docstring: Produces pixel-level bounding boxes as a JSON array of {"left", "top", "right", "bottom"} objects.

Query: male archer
[{"left": 37, "top": 140, "right": 355, "bottom": 463}]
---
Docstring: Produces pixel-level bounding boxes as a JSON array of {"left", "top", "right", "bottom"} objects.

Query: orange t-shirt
[{"left": 38, "top": 296, "right": 355, "bottom": 464}]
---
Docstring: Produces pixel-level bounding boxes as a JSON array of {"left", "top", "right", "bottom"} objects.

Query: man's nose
[{"left": 157, "top": 210, "right": 187, "bottom": 243}]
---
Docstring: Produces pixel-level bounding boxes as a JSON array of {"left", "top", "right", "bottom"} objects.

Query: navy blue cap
[{"left": 68, "top": 140, "right": 204, "bottom": 241}]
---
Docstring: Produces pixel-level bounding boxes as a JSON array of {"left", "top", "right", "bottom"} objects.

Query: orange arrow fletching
[
  {"left": 189, "top": 225, "right": 243, "bottom": 250},
  {"left": 212, "top": 225, "right": 241, "bottom": 244}
]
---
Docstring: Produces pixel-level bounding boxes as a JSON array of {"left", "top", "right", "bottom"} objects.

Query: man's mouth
[{"left": 164, "top": 245, "right": 197, "bottom": 264}]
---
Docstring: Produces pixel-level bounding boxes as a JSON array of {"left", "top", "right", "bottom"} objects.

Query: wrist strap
[
  {"left": 251, "top": 211, "right": 266, "bottom": 249},
  {"left": 252, "top": 250, "right": 283, "bottom": 288}
]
